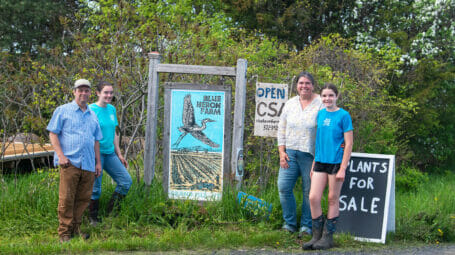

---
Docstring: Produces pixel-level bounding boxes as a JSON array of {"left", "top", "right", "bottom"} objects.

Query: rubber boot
[
  {"left": 106, "top": 192, "right": 125, "bottom": 215},
  {"left": 312, "top": 217, "right": 337, "bottom": 250},
  {"left": 89, "top": 199, "right": 100, "bottom": 226},
  {"left": 302, "top": 215, "right": 324, "bottom": 250}
]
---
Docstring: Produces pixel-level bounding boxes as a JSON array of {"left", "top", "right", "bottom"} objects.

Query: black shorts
[{"left": 313, "top": 162, "right": 341, "bottom": 175}]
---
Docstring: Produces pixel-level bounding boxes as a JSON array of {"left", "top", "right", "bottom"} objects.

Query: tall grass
[
  {"left": 0, "top": 168, "right": 454, "bottom": 254},
  {"left": 394, "top": 172, "right": 455, "bottom": 243}
]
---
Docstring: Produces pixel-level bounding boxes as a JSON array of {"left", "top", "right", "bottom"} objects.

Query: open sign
[{"left": 254, "top": 83, "right": 288, "bottom": 137}]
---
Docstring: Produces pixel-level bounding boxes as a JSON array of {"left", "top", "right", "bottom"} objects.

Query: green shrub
[{"left": 396, "top": 166, "right": 429, "bottom": 192}]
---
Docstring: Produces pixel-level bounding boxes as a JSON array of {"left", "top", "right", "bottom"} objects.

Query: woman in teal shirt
[{"left": 88, "top": 81, "right": 132, "bottom": 226}]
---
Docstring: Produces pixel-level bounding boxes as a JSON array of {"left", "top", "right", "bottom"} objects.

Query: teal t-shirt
[
  {"left": 315, "top": 108, "right": 353, "bottom": 164},
  {"left": 89, "top": 103, "right": 118, "bottom": 154}
]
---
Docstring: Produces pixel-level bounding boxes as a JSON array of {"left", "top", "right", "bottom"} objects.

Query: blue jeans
[
  {"left": 91, "top": 153, "right": 132, "bottom": 200},
  {"left": 278, "top": 149, "right": 313, "bottom": 232}
]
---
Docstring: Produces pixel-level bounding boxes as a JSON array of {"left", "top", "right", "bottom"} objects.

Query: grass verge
[{"left": 0, "top": 168, "right": 454, "bottom": 254}]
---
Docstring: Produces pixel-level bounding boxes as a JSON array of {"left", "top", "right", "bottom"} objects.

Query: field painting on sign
[{"left": 168, "top": 89, "right": 225, "bottom": 201}]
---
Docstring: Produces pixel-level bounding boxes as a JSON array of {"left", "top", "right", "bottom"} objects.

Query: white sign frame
[{"left": 338, "top": 152, "right": 395, "bottom": 243}]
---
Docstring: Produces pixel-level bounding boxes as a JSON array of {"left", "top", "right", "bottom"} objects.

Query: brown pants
[{"left": 58, "top": 164, "right": 95, "bottom": 238}]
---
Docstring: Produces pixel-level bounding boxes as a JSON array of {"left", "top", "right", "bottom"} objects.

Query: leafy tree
[
  {"left": 221, "top": 0, "right": 356, "bottom": 50},
  {"left": 391, "top": 60, "right": 455, "bottom": 170},
  {"left": 2, "top": 0, "right": 453, "bottom": 178},
  {"left": 0, "top": 0, "right": 82, "bottom": 54},
  {"left": 349, "top": 0, "right": 455, "bottom": 64},
  {"left": 348, "top": 0, "right": 455, "bottom": 170}
]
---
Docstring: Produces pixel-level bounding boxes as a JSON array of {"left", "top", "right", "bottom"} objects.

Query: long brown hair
[
  {"left": 320, "top": 83, "right": 338, "bottom": 96},
  {"left": 96, "top": 81, "right": 113, "bottom": 92}
]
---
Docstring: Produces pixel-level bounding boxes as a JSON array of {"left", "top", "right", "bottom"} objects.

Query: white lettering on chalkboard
[
  {"left": 348, "top": 160, "right": 388, "bottom": 174},
  {"left": 349, "top": 177, "right": 374, "bottom": 190},
  {"left": 371, "top": 197, "right": 380, "bottom": 214},
  {"left": 339, "top": 195, "right": 381, "bottom": 214},
  {"left": 379, "top": 162, "right": 388, "bottom": 173}
]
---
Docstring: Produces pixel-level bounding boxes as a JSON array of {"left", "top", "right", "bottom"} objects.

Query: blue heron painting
[{"left": 173, "top": 94, "right": 219, "bottom": 148}]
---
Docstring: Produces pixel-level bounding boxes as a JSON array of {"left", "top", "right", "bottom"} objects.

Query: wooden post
[
  {"left": 143, "top": 56, "right": 246, "bottom": 188},
  {"left": 144, "top": 52, "right": 160, "bottom": 185},
  {"left": 232, "top": 59, "right": 248, "bottom": 182}
]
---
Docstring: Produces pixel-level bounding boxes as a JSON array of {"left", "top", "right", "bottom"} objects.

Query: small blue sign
[{"left": 237, "top": 191, "right": 273, "bottom": 217}]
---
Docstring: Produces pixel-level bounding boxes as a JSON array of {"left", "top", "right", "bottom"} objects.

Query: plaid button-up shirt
[{"left": 47, "top": 101, "right": 102, "bottom": 172}]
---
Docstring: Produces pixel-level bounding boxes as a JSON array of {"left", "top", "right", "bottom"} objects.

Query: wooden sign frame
[
  {"left": 162, "top": 83, "right": 232, "bottom": 201},
  {"left": 144, "top": 53, "right": 247, "bottom": 185}
]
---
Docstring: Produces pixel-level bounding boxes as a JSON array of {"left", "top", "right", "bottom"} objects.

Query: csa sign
[{"left": 254, "top": 82, "right": 288, "bottom": 137}]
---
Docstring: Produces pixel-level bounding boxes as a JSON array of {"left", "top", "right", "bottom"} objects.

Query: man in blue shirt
[{"left": 47, "top": 78, "right": 102, "bottom": 243}]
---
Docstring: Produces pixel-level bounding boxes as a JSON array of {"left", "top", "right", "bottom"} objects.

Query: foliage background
[
  {"left": 1, "top": 0, "right": 454, "bottom": 185},
  {"left": 1, "top": 0, "right": 455, "bottom": 252}
]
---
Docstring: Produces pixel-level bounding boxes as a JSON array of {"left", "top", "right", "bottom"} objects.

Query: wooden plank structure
[
  {"left": 144, "top": 52, "right": 247, "bottom": 186},
  {"left": 1, "top": 142, "right": 54, "bottom": 162}
]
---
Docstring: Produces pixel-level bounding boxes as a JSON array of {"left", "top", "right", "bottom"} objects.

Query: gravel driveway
[
  {"left": 97, "top": 244, "right": 455, "bottom": 254},
  {"left": 223, "top": 244, "right": 455, "bottom": 255}
]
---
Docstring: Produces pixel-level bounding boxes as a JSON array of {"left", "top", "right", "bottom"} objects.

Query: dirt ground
[{"left": 96, "top": 244, "right": 455, "bottom": 255}]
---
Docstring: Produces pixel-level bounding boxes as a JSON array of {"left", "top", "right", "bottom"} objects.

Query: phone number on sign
[{"left": 263, "top": 125, "right": 278, "bottom": 131}]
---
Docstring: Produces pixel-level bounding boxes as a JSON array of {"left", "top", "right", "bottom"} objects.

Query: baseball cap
[{"left": 74, "top": 79, "right": 91, "bottom": 89}]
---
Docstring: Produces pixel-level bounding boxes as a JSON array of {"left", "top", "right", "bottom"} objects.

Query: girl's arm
[
  {"left": 336, "top": 130, "right": 353, "bottom": 182},
  {"left": 94, "top": 141, "right": 102, "bottom": 177}
]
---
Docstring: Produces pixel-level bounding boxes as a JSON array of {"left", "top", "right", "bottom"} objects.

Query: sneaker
[
  {"left": 89, "top": 216, "right": 100, "bottom": 227},
  {"left": 281, "top": 224, "right": 297, "bottom": 233},
  {"left": 298, "top": 226, "right": 312, "bottom": 239}
]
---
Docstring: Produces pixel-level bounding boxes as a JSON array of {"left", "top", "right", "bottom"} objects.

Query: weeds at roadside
[
  {"left": 0, "top": 168, "right": 454, "bottom": 254},
  {"left": 394, "top": 172, "right": 455, "bottom": 243}
]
